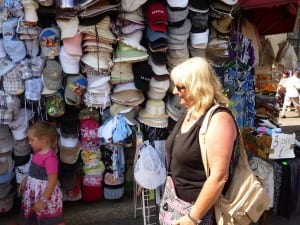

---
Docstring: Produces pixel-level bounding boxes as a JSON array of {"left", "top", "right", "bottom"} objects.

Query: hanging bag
[{"left": 199, "top": 104, "right": 270, "bottom": 225}]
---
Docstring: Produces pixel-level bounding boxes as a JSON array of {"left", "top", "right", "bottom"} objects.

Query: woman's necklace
[{"left": 187, "top": 111, "right": 195, "bottom": 122}]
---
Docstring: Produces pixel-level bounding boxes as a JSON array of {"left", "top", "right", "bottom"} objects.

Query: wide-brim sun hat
[{"left": 138, "top": 99, "right": 168, "bottom": 119}]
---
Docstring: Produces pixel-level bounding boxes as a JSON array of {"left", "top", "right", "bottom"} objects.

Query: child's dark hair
[{"left": 28, "top": 121, "right": 58, "bottom": 149}]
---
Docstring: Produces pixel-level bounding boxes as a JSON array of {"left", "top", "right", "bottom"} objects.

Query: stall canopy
[{"left": 239, "top": 0, "right": 300, "bottom": 35}]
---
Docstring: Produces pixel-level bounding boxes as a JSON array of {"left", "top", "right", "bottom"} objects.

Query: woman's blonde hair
[
  {"left": 170, "top": 57, "right": 229, "bottom": 114},
  {"left": 28, "top": 121, "right": 58, "bottom": 149}
]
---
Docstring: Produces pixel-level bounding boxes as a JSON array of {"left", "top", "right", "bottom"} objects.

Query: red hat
[{"left": 147, "top": 2, "right": 168, "bottom": 32}]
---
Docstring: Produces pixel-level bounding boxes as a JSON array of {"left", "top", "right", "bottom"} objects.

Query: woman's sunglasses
[{"left": 175, "top": 85, "right": 185, "bottom": 92}]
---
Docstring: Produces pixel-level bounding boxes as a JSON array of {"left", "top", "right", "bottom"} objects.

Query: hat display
[
  {"left": 39, "top": 27, "right": 61, "bottom": 59},
  {"left": 42, "top": 59, "right": 63, "bottom": 91},
  {"left": 146, "top": 2, "right": 168, "bottom": 32},
  {"left": 56, "top": 16, "right": 79, "bottom": 40}
]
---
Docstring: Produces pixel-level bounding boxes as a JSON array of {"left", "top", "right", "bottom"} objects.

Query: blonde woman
[{"left": 164, "top": 57, "right": 237, "bottom": 225}]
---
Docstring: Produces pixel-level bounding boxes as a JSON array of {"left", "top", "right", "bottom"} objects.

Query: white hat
[
  {"left": 121, "top": 30, "right": 147, "bottom": 52},
  {"left": 134, "top": 141, "right": 166, "bottom": 189},
  {"left": 190, "top": 28, "right": 209, "bottom": 49},
  {"left": 148, "top": 57, "right": 169, "bottom": 75},
  {"left": 167, "top": 0, "right": 188, "bottom": 8},
  {"left": 21, "top": 0, "right": 39, "bottom": 22},
  {"left": 56, "top": 16, "right": 79, "bottom": 40},
  {"left": 138, "top": 99, "right": 168, "bottom": 119},
  {"left": 59, "top": 46, "right": 81, "bottom": 74}
]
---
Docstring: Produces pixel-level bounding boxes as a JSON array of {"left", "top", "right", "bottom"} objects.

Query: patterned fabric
[
  {"left": 20, "top": 161, "right": 64, "bottom": 225},
  {"left": 20, "top": 177, "right": 64, "bottom": 225},
  {"left": 159, "top": 176, "right": 214, "bottom": 225}
]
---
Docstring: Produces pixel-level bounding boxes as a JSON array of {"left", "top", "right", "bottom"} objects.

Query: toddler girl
[{"left": 19, "top": 121, "right": 64, "bottom": 225}]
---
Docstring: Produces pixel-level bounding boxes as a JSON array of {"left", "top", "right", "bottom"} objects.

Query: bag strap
[{"left": 199, "top": 104, "right": 249, "bottom": 178}]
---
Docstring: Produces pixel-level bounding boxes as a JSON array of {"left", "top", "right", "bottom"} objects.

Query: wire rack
[{"left": 133, "top": 182, "right": 159, "bottom": 225}]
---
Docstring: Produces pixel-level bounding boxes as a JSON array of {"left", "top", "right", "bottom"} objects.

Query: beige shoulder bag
[{"left": 199, "top": 104, "right": 270, "bottom": 225}]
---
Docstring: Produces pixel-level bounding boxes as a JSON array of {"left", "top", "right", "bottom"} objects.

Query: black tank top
[
  {"left": 165, "top": 112, "right": 206, "bottom": 203},
  {"left": 165, "top": 107, "right": 233, "bottom": 203}
]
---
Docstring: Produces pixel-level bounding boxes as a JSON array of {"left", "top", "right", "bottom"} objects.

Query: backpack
[{"left": 199, "top": 104, "right": 270, "bottom": 225}]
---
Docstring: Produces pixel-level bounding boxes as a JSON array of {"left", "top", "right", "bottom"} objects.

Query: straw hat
[
  {"left": 138, "top": 99, "right": 168, "bottom": 119},
  {"left": 79, "top": 16, "right": 116, "bottom": 43}
]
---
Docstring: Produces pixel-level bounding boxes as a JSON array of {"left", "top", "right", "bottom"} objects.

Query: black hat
[
  {"left": 59, "top": 112, "right": 80, "bottom": 138},
  {"left": 132, "top": 61, "right": 154, "bottom": 92}
]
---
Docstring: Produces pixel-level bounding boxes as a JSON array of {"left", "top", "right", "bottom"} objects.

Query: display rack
[{"left": 133, "top": 182, "right": 159, "bottom": 225}]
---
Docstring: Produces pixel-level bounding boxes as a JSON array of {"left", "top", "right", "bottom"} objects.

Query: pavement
[{"left": 1, "top": 110, "right": 300, "bottom": 225}]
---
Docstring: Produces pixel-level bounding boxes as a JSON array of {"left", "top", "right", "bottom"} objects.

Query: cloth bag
[
  {"left": 199, "top": 104, "right": 270, "bottom": 225},
  {"left": 159, "top": 176, "right": 192, "bottom": 225}
]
